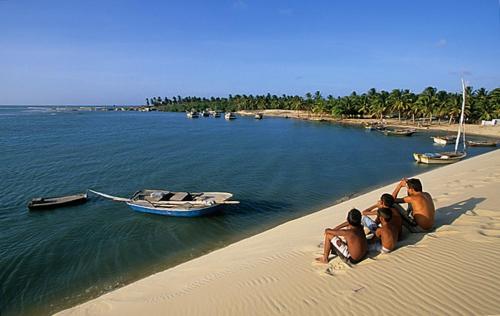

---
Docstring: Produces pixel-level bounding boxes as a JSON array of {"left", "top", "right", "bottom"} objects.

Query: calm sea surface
[{"left": 0, "top": 107, "right": 496, "bottom": 315}]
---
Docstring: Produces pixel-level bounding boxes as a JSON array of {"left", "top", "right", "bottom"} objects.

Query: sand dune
[{"left": 58, "top": 149, "right": 500, "bottom": 316}]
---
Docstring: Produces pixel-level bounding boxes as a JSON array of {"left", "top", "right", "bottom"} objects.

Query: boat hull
[
  {"left": 413, "top": 152, "right": 466, "bottom": 164},
  {"left": 432, "top": 136, "right": 457, "bottom": 145},
  {"left": 126, "top": 202, "right": 223, "bottom": 217},
  {"left": 466, "top": 141, "right": 497, "bottom": 147},
  {"left": 28, "top": 194, "right": 87, "bottom": 210},
  {"left": 382, "top": 129, "right": 415, "bottom": 136}
]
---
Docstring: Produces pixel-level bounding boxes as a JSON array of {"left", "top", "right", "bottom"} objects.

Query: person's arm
[
  {"left": 392, "top": 178, "right": 407, "bottom": 199},
  {"left": 327, "top": 228, "right": 351, "bottom": 237},
  {"left": 395, "top": 196, "right": 412, "bottom": 204},
  {"left": 362, "top": 203, "right": 379, "bottom": 216},
  {"left": 331, "top": 221, "right": 349, "bottom": 230}
]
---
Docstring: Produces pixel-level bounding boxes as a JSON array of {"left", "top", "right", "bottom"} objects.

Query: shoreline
[
  {"left": 58, "top": 149, "right": 500, "bottom": 315},
  {"left": 238, "top": 109, "right": 500, "bottom": 138}
]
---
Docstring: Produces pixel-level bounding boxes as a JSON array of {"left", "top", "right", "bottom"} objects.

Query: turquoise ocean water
[{"left": 0, "top": 107, "right": 496, "bottom": 315}]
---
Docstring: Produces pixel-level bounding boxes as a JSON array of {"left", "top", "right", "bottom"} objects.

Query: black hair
[
  {"left": 407, "top": 178, "right": 423, "bottom": 192},
  {"left": 380, "top": 193, "right": 395, "bottom": 207},
  {"left": 377, "top": 207, "right": 392, "bottom": 221},
  {"left": 347, "top": 208, "right": 362, "bottom": 227}
]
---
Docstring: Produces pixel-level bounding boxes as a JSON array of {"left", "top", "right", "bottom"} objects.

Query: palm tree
[
  {"left": 358, "top": 94, "right": 370, "bottom": 118},
  {"left": 472, "top": 88, "right": 495, "bottom": 121},
  {"left": 304, "top": 92, "right": 313, "bottom": 117},
  {"left": 312, "top": 91, "right": 326, "bottom": 117},
  {"left": 389, "top": 89, "right": 405, "bottom": 121},
  {"left": 434, "top": 90, "right": 448, "bottom": 124},
  {"left": 419, "top": 87, "right": 437, "bottom": 124},
  {"left": 370, "top": 90, "right": 390, "bottom": 120},
  {"left": 446, "top": 93, "right": 461, "bottom": 124}
]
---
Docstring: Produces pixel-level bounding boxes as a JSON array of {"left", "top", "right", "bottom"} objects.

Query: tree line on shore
[{"left": 146, "top": 87, "right": 500, "bottom": 124}]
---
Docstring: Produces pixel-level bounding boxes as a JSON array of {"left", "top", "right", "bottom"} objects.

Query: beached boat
[
  {"left": 28, "top": 193, "right": 87, "bottom": 210},
  {"left": 466, "top": 140, "right": 497, "bottom": 147},
  {"left": 382, "top": 128, "right": 415, "bottom": 136},
  {"left": 414, "top": 79, "right": 467, "bottom": 164},
  {"left": 186, "top": 110, "right": 199, "bottom": 118},
  {"left": 432, "top": 135, "right": 457, "bottom": 145},
  {"left": 413, "top": 152, "right": 467, "bottom": 164},
  {"left": 225, "top": 112, "right": 236, "bottom": 120},
  {"left": 254, "top": 113, "right": 263, "bottom": 119},
  {"left": 89, "top": 189, "right": 239, "bottom": 217}
]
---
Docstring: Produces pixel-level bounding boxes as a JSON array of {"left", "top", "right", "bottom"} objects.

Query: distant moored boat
[
  {"left": 466, "top": 140, "right": 497, "bottom": 147},
  {"left": 382, "top": 128, "right": 415, "bottom": 136},
  {"left": 187, "top": 110, "right": 199, "bottom": 118},
  {"left": 28, "top": 193, "right": 87, "bottom": 211},
  {"left": 210, "top": 110, "right": 221, "bottom": 118},
  {"left": 225, "top": 112, "right": 236, "bottom": 120},
  {"left": 432, "top": 135, "right": 457, "bottom": 145}
]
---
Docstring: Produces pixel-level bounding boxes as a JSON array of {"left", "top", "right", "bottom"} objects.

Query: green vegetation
[{"left": 147, "top": 87, "right": 500, "bottom": 123}]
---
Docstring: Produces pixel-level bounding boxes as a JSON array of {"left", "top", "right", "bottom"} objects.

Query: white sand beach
[
  {"left": 58, "top": 149, "right": 500, "bottom": 316},
  {"left": 238, "top": 110, "right": 500, "bottom": 138}
]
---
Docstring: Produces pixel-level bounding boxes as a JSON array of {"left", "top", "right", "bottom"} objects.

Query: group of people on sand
[{"left": 316, "top": 178, "right": 435, "bottom": 265}]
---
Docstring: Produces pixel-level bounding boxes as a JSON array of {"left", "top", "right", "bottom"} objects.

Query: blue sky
[{"left": 0, "top": 0, "right": 499, "bottom": 105}]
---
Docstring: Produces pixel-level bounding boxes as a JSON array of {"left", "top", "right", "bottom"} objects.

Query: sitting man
[
  {"left": 369, "top": 207, "right": 399, "bottom": 253},
  {"left": 361, "top": 193, "right": 402, "bottom": 239},
  {"left": 392, "top": 178, "right": 435, "bottom": 232},
  {"left": 316, "top": 208, "right": 368, "bottom": 264}
]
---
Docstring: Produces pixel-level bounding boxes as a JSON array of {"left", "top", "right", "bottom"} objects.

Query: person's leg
[
  {"left": 316, "top": 232, "right": 334, "bottom": 263},
  {"left": 394, "top": 204, "right": 417, "bottom": 228},
  {"left": 323, "top": 232, "right": 334, "bottom": 262},
  {"left": 331, "top": 236, "right": 350, "bottom": 263},
  {"left": 361, "top": 215, "right": 378, "bottom": 234}
]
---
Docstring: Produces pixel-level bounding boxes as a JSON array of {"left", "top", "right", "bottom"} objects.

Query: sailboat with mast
[{"left": 413, "top": 79, "right": 467, "bottom": 164}]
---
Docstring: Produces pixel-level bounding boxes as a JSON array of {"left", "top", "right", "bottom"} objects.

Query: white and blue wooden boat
[{"left": 88, "top": 189, "right": 238, "bottom": 217}]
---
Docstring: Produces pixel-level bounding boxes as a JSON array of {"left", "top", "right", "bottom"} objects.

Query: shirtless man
[
  {"left": 392, "top": 178, "right": 435, "bottom": 231},
  {"left": 371, "top": 207, "right": 399, "bottom": 253},
  {"left": 316, "top": 209, "right": 368, "bottom": 264},
  {"left": 362, "top": 193, "right": 402, "bottom": 239}
]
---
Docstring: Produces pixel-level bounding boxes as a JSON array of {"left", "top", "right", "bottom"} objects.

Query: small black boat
[{"left": 28, "top": 193, "right": 88, "bottom": 210}]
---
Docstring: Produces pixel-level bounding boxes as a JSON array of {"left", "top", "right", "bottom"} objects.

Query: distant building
[{"left": 481, "top": 119, "right": 499, "bottom": 126}]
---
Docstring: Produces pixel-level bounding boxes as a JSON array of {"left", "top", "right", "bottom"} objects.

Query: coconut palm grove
[{"left": 147, "top": 86, "right": 499, "bottom": 123}]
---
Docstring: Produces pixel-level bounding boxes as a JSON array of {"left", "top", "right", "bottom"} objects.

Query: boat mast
[{"left": 454, "top": 78, "right": 466, "bottom": 153}]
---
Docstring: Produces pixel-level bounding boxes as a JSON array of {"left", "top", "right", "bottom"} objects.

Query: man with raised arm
[{"left": 392, "top": 178, "right": 435, "bottom": 232}]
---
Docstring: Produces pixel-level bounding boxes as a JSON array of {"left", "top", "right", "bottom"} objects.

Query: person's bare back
[
  {"left": 404, "top": 191, "right": 435, "bottom": 230},
  {"left": 376, "top": 222, "right": 398, "bottom": 251},
  {"left": 393, "top": 178, "right": 435, "bottom": 231},
  {"left": 317, "top": 209, "right": 368, "bottom": 264},
  {"left": 342, "top": 226, "right": 368, "bottom": 261}
]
